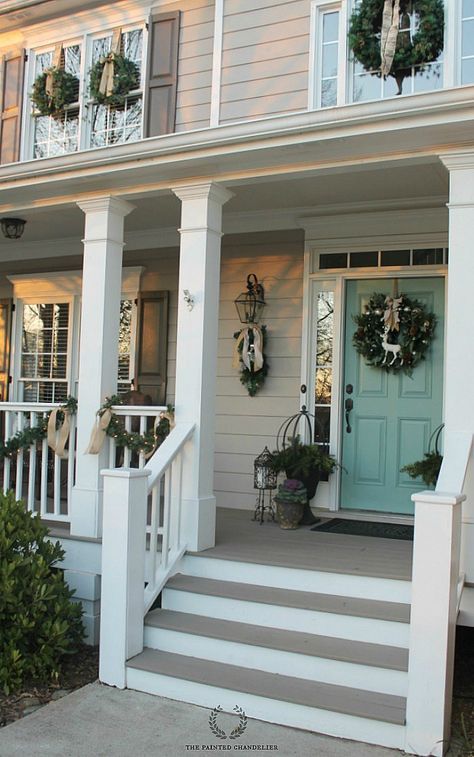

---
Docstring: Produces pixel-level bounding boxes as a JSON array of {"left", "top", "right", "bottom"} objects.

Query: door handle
[{"left": 345, "top": 398, "right": 353, "bottom": 433}]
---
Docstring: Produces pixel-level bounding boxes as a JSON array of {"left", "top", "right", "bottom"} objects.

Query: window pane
[
  {"left": 314, "top": 406, "right": 331, "bottom": 445},
  {"left": 21, "top": 302, "right": 69, "bottom": 400},
  {"left": 316, "top": 367, "right": 332, "bottom": 404},
  {"left": 381, "top": 250, "right": 411, "bottom": 266},
  {"left": 321, "top": 79, "right": 337, "bottom": 107},
  {"left": 118, "top": 300, "right": 132, "bottom": 386},
  {"left": 413, "top": 62, "right": 443, "bottom": 93},
  {"left": 349, "top": 251, "right": 378, "bottom": 267},
  {"left": 413, "top": 248, "right": 444, "bottom": 265},
  {"left": 316, "top": 292, "right": 334, "bottom": 366},
  {"left": 462, "top": 58, "right": 474, "bottom": 85},
  {"left": 463, "top": 20, "right": 474, "bottom": 57},
  {"left": 353, "top": 72, "right": 381, "bottom": 102},
  {"left": 319, "top": 253, "right": 347, "bottom": 269},
  {"left": 323, "top": 11, "right": 339, "bottom": 42},
  {"left": 464, "top": 0, "right": 474, "bottom": 16},
  {"left": 322, "top": 43, "right": 338, "bottom": 78}
]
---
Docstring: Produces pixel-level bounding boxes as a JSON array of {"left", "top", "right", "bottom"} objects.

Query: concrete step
[
  {"left": 162, "top": 574, "right": 410, "bottom": 647},
  {"left": 126, "top": 648, "right": 406, "bottom": 750},
  {"left": 144, "top": 608, "right": 408, "bottom": 695}
]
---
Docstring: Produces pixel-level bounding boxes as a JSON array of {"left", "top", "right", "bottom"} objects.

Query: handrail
[
  {"left": 144, "top": 421, "right": 195, "bottom": 490},
  {"left": 435, "top": 430, "right": 473, "bottom": 495},
  {"left": 111, "top": 404, "right": 166, "bottom": 417},
  {"left": 0, "top": 401, "right": 61, "bottom": 412}
]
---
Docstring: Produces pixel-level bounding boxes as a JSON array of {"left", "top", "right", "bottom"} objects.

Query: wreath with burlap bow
[
  {"left": 349, "top": 0, "right": 444, "bottom": 94},
  {"left": 89, "top": 54, "right": 140, "bottom": 107},
  {"left": 233, "top": 324, "right": 269, "bottom": 397}
]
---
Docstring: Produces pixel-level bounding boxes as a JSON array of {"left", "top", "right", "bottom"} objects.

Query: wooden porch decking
[{"left": 191, "top": 508, "right": 413, "bottom": 582}]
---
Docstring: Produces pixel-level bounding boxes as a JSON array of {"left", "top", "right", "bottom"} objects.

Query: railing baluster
[
  {"left": 149, "top": 481, "right": 160, "bottom": 582},
  {"left": 15, "top": 412, "right": 24, "bottom": 500},
  {"left": 3, "top": 410, "right": 12, "bottom": 493},
  {"left": 123, "top": 415, "right": 131, "bottom": 467},
  {"left": 161, "top": 466, "right": 172, "bottom": 570},
  {"left": 109, "top": 435, "right": 116, "bottom": 469},
  {"left": 40, "top": 425, "right": 48, "bottom": 517},
  {"left": 67, "top": 414, "right": 76, "bottom": 514},
  {"left": 53, "top": 450, "right": 61, "bottom": 517},
  {"left": 27, "top": 411, "right": 37, "bottom": 512},
  {"left": 139, "top": 415, "right": 146, "bottom": 469}
]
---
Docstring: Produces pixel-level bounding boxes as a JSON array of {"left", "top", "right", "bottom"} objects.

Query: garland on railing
[
  {"left": 87, "top": 395, "right": 174, "bottom": 456},
  {"left": 0, "top": 396, "right": 77, "bottom": 462}
]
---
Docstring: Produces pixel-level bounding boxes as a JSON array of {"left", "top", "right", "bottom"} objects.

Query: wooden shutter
[
  {"left": 144, "top": 12, "right": 180, "bottom": 137},
  {"left": 0, "top": 51, "right": 25, "bottom": 164},
  {"left": 134, "top": 291, "right": 169, "bottom": 405},
  {"left": 0, "top": 299, "right": 12, "bottom": 401}
]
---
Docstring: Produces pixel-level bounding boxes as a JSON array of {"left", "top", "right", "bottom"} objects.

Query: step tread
[
  {"left": 127, "top": 648, "right": 406, "bottom": 725},
  {"left": 145, "top": 609, "right": 409, "bottom": 671},
  {"left": 165, "top": 574, "right": 410, "bottom": 623}
]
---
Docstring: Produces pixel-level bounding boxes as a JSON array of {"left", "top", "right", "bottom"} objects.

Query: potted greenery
[
  {"left": 274, "top": 479, "right": 307, "bottom": 530},
  {"left": 272, "top": 437, "right": 339, "bottom": 525}
]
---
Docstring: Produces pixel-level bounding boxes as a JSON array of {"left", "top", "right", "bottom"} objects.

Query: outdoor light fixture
[
  {"left": 1, "top": 218, "right": 26, "bottom": 239},
  {"left": 253, "top": 446, "right": 276, "bottom": 524},
  {"left": 234, "top": 273, "right": 265, "bottom": 324}
]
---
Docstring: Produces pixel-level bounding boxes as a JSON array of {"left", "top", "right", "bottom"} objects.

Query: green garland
[
  {"left": 89, "top": 54, "right": 140, "bottom": 107},
  {"left": 233, "top": 325, "right": 269, "bottom": 397},
  {"left": 349, "top": 0, "right": 444, "bottom": 93},
  {"left": 0, "top": 396, "right": 77, "bottom": 461},
  {"left": 31, "top": 69, "right": 79, "bottom": 117},
  {"left": 353, "top": 292, "right": 436, "bottom": 374},
  {"left": 400, "top": 451, "right": 442, "bottom": 487},
  {"left": 98, "top": 395, "right": 174, "bottom": 454}
]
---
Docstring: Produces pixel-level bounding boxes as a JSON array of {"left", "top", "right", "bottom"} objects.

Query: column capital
[
  {"left": 77, "top": 196, "right": 135, "bottom": 218},
  {"left": 439, "top": 152, "right": 474, "bottom": 172},
  {"left": 171, "top": 181, "right": 234, "bottom": 206}
]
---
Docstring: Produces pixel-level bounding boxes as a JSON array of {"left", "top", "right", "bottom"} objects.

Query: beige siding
[
  {"left": 221, "top": 0, "right": 310, "bottom": 124},
  {"left": 215, "top": 231, "right": 304, "bottom": 510},
  {"left": 164, "top": 0, "right": 214, "bottom": 132}
]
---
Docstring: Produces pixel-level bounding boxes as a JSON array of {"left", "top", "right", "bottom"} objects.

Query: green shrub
[{"left": 0, "top": 492, "right": 84, "bottom": 693}]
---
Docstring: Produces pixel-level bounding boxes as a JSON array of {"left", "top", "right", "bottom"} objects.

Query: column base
[
  {"left": 181, "top": 495, "right": 216, "bottom": 551},
  {"left": 70, "top": 486, "right": 103, "bottom": 539}
]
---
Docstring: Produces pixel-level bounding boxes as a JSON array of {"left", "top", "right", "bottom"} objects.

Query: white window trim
[{"left": 309, "top": 0, "right": 348, "bottom": 110}]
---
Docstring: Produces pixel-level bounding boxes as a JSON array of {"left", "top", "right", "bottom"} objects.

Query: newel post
[
  {"left": 405, "top": 491, "right": 465, "bottom": 757},
  {"left": 99, "top": 468, "right": 150, "bottom": 688}
]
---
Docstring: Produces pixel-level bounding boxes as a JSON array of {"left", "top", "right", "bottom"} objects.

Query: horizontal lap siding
[
  {"left": 215, "top": 232, "right": 304, "bottom": 510},
  {"left": 172, "top": 0, "right": 214, "bottom": 131},
  {"left": 220, "top": 0, "right": 310, "bottom": 124}
]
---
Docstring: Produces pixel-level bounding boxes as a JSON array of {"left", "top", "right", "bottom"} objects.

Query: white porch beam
[
  {"left": 71, "top": 196, "right": 134, "bottom": 538},
  {"left": 172, "top": 182, "right": 233, "bottom": 551},
  {"left": 439, "top": 152, "right": 474, "bottom": 582}
]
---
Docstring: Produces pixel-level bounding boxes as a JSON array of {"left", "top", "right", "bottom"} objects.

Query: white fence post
[
  {"left": 99, "top": 468, "right": 150, "bottom": 688},
  {"left": 405, "top": 491, "right": 465, "bottom": 757}
]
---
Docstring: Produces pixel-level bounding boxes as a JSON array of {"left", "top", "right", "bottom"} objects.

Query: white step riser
[
  {"left": 126, "top": 667, "right": 406, "bottom": 751},
  {"left": 143, "top": 626, "right": 408, "bottom": 697},
  {"left": 181, "top": 555, "right": 412, "bottom": 604},
  {"left": 162, "top": 590, "right": 410, "bottom": 648}
]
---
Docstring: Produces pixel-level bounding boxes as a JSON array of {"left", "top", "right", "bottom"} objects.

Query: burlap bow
[
  {"left": 85, "top": 408, "right": 112, "bottom": 454},
  {"left": 99, "top": 28, "right": 122, "bottom": 98},
  {"left": 45, "top": 43, "right": 63, "bottom": 103},
  {"left": 233, "top": 325, "right": 264, "bottom": 372},
  {"left": 381, "top": 0, "right": 401, "bottom": 77},
  {"left": 382, "top": 295, "right": 403, "bottom": 332},
  {"left": 47, "top": 407, "right": 71, "bottom": 459}
]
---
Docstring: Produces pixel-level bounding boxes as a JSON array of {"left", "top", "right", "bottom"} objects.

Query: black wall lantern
[
  {"left": 234, "top": 273, "right": 265, "bottom": 325},
  {"left": 1, "top": 218, "right": 26, "bottom": 239}
]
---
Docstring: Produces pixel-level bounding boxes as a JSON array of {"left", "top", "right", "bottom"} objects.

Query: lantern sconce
[
  {"left": 253, "top": 446, "right": 277, "bottom": 524},
  {"left": 1, "top": 218, "right": 26, "bottom": 239},
  {"left": 183, "top": 289, "right": 194, "bottom": 311},
  {"left": 234, "top": 273, "right": 265, "bottom": 325}
]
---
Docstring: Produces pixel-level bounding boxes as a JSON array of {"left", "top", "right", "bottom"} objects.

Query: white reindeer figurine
[{"left": 381, "top": 326, "right": 403, "bottom": 367}]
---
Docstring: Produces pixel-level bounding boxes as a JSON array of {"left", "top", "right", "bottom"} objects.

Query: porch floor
[{"left": 190, "top": 508, "right": 413, "bottom": 582}]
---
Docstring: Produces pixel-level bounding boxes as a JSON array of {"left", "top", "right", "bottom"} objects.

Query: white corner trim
[
  {"left": 210, "top": 0, "right": 224, "bottom": 128},
  {"left": 8, "top": 266, "right": 144, "bottom": 298}
]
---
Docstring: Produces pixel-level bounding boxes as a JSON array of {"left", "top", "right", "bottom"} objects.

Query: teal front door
[{"left": 341, "top": 277, "right": 444, "bottom": 514}]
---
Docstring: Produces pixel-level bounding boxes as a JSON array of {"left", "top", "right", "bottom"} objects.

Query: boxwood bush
[{"left": 0, "top": 492, "right": 84, "bottom": 693}]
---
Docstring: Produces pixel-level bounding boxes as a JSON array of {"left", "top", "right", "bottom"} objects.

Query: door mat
[{"left": 311, "top": 518, "right": 414, "bottom": 541}]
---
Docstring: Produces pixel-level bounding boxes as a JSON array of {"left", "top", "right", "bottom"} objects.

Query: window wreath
[
  {"left": 348, "top": 0, "right": 444, "bottom": 94},
  {"left": 233, "top": 325, "right": 269, "bottom": 396},
  {"left": 352, "top": 292, "right": 436, "bottom": 374},
  {"left": 31, "top": 68, "right": 79, "bottom": 117},
  {"left": 89, "top": 53, "right": 140, "bottom": 108}
]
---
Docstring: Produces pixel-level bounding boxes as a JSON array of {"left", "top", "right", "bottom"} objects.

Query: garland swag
[
  {"left": 89, "top": 54, "right": 140, "bottom": 107},
  {"left": 349, "top": 0, "right": 444, "bottom": 94},
  {"left": 91, "top": 395, "right": 174, "bottom": 455},
  {"left": 233, "top": 325, "right": 269, "bottom": 397},
  {"left": 0, "top": 396, "right": 77, "bottom": 461},
  {"left": 31, "top": 69, "right": 79, "bottom": 117},
  {"left": 352, "top": 292, "right": 436, "bottom": 375}
]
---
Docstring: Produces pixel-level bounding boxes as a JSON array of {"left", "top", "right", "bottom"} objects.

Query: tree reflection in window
[{"left": 314, "top": 291, "right": 334, "bottom": 446}]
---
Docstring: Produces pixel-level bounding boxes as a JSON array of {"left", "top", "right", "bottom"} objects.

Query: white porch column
[
  {"left": 172, "top": 182, "right": 233, "bottom": 551},
  {"left": 71, "top": 196, "right": 134, "bottom": 538},
  {"left": 439, "top": 152, "right": 474, "bottom": 581}
]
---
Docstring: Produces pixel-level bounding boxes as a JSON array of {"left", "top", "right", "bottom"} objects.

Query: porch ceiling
[{"left": 0, "top": 159, "right": 448, "bottom": 260}]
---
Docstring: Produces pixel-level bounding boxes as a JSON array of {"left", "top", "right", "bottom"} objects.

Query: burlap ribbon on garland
[
  {"left": 99, "top": 28, "right": 122, "bottom": 98},
  {"left": 47, "top": 406, "right": 72, "bottom": 459},
  {"left": 232, "top": 325, "right": 264, "bottom": 372},
  {"left": 86, "top": 407, "right": 175, "bottom": 457},
  {"left": 381, "top": 0, "right": 401, "bottom": 77},
  {"left": 45, "top": 43, "right": 63, "bottom": 102}
]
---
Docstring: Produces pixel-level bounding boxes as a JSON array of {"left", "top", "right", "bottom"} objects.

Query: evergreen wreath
[
  {"left": 348, "top": 0, "right": 444, "bottom": 93},
  {"left": 233, "top": 325, "right": 269, "bottom": 397},
  {"left": 0, "top": 396, "right": 77, "bottom": 461},
  {"left": 97, "top": 395, "right": 174, "bottom": 455},
  {"left": 353, "top": 292, "right": 436, "bottom": 374},
  {"left": 89, "top": 53, "right": 140, "bottom": 107},
  {"left": 31, "top": 68, "right": 79, "bottom": 117}
]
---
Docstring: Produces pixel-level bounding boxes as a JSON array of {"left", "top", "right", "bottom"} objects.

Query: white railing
[
  {"left": 108, "top": 404, "right": 167, "bottom": 470},
  {"left": 405, "top": 430, "right": 473, "bottom": 757},
  {"left": 0, "top": 401, "right": 76, "bottom": 522},
  {"left": 99, "top": 421, "right": 195, "bottom": 688}
]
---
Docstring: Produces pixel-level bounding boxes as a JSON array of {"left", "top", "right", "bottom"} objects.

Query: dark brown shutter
[
  {"left": 144, "top": 12, "right": 180, "bottom": 137},
  {"left": 0, "top": 51, "right": 25, "bottom": 164},
  {"left": 135, "top": 291, "right": 169, "bottom": 405},
  {"left": 0, "top": 298, "right": 12, "bottom": 401}
]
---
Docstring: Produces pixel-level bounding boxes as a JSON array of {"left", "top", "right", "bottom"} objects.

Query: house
[{"left": 0, "top": 0, "right": 473, "bottom": 753}]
